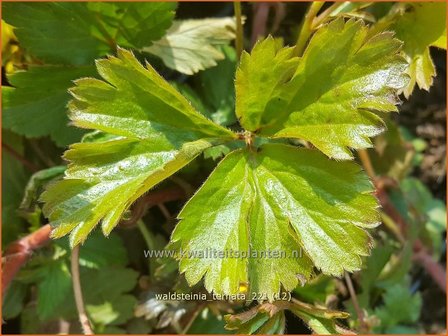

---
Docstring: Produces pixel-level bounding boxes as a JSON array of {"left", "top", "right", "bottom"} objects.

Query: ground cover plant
[{"left": 2, "top": 1, "right": 446, "bottom": 334}]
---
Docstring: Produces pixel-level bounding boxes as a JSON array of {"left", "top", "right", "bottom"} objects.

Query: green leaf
[
  {"left": 226, "top": 301, "right": 349, "bottom": 335},
  {"left": 236, "top": 19, "right": 408, "bottom": 159},
  {"left": 42, "top": 48, "right": 235, "bottom": 247},
  {"left": 368, "top": 117, "right": 413, "bottom": 180},
  {"left": 188, "top": 308, "right": 231, "bottom": 334},
  {"left": 2, "top": 281, "right": 28, "bottom": 320},
  {"left": 57, "top": 229, "right": 128, "bottom": 269},
  {"left": 88, "top": 295, "right": 137, "bottom": 326},
  {"left": 357, "top": 243, "right": 394, "bottom": 307},
  {"left": 171, "top": 144, "right": 378, "bottom": 298},
  {"left": 391, "top": 2, "right": 446, "bottom": 97},
  {"left": 81, "top": 266, "right": 138, "bottom": 326},
  {"left": 293, "top": 275, "right": 336, "bottom": 304},
  {"left": 373, "top": 282, "right": 422, "bottom": 332},
  {"left": 198, "top": 46, "right": 238, "bottom": 126},
  {"left": 225, "top": 307, "right": 285, "bottom": 334},
  {"left": 3, "top": 2, "right": 176, "bottom": 65},
  {"left": 143, "top": 17, "right": 237, "bottom": 75},
  {"left": 19, "top": 166, "right": 66, "bottom": 226},
  {"left": 399, "top": 178, "right": 446, "bottom": 256},
  {"left": 2, "top": 131, "right": 28, "bottom": 246},
  {"left": 3, "top": 66, "right": 95, "bottom": 146},
  {"left": 235, "top": 36, "right": 299, "bottom": 132},
  {"left": 289, "top": 300, "right": 351, "bottom": 335},
  {"left": 37, "top": 260, "right": 72, "bottom": 320}
]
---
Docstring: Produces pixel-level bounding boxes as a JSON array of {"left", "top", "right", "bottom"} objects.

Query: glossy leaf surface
[
  {"left": 42, "top": 49, "right": 235, "bottom": 246},
  {"left": 391, "top": 2, "right": 446, "bottom": 97},
  {"left": 171, "top": 144, "right": 378, "bottom": 298},
  {"left": 236, "top": 19, "right": 408, "bottom": 159}
]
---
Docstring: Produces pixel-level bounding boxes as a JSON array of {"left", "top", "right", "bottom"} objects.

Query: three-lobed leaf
[
  {"left": 236, "top": 18, "right": 408, "bottom": 159},
  {"left": 172, "top": 144, "right": 378, "bottom": 298},
  {"left": 42, "top": 48, "right": 236, "bottom": 246}
]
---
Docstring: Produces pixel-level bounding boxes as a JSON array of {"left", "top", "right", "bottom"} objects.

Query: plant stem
[
  {"left": 313, "top": 1, "right": 344, "bottom": 27},
  {"left": 344, "top": 272, "right": 368, "bottom": 333},
  {"left": 2, "top": 143, "right": 39, "bottom": 172},
  {"left": 234, "top": 1, "right": 244, "bottom": 60},
  {"left": 29, "top": 140, "right": 56, "bottom": 167},
  {"left": 380, "top": 212, "right": 405, "bottom": 243},
  {"left": 71, "top": 246, "right": 94, "bottom": 335},
  {"left": 137, "top": 220, "right": 158, "bottom": 279},
  {"left": 357, "top": 149, "right": 376, "bottom": 179},
  {"left": 293, "top": 1, "right": 324, "bottom": 57},
  {"left": 2, "top": 224, "right": 52, "bottom": 293}
]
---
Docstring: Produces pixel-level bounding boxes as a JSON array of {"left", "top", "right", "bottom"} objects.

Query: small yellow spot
[{"left": 238, "top": 282, "right": 249, "bottom": 293}]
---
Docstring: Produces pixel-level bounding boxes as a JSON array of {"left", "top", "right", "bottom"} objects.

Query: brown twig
[
  {"left": 2, "top": 224, "right": 52, "bottom": 294},
  {"left": 413, "top": 250, "right": 446, "bottom": 292},
  {"left": 344, "top": 272, "right": 368, "bottom": 332},
  {"left": 2, "top": 142, "right": 39, "bottom": 172},
  {"left": 71, "top": 245, "right": 94, "bottom": 335},
  {"left": 251, "top": 3, "right": 270, "bottom": 46}
]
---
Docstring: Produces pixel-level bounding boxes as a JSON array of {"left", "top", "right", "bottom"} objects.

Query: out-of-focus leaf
[
  {"left": 3, "top": 2, "right": 176, "bottom": 65},
  {"left": 198, "top": 46, "right": 237, "bottom": 126},
  {"left": 36, "top": 259, "right": 72, "bottom": 320},
  {"left": 144, "top": 17, "right": 237, "bottom": 75},
  {"left": 400, "top": 178, "right": 446, "bottom": 256},
  {"left": 21, "top": 304, "right": 41, "bottom": 334},
  {"left": 236, "top": 19, "right": 408, "bottom": 159},
  {"left": 126, "top": 318, "right": 153, "bottom": 334},
  {"left": 328, "top": 2, "right": 375, "bottom": 22},
  {"left": 81, "top": 267, "right": 138, "bottom": 326},
  {"left": 188, "top": 308, "right": 231, "bottom": 334},
  {"left": 2, "top": 131, "right": 28, "bottom": 246},
  {"left": 356, "top": 243, "right": 394, "bottom": 308},
  {"left": 88, "top": 295, "right": 137, "bottom": 326},
  {"left": 368, "top": 117, "right": 413, "bottom": 180},
  {"left": 19, "top": 166, "right": 66, "bottom": 226},
  {"left": 2, "top": 281, "right": 28, "bottom": 320},
  {"left": 3, "top": 66, "right": 95, "bottom": 146},
  {"left": 376, "top": 244, "right": 412, "bottom": 289},
  {"left": 391, "top": 2, "right": 447, "bottom": 97},
  {"left": 373, "top": 282, "right": 422, "bottom": 333},
  {"left": 172, "top": 144, "right": 378, "bottom": 298},
  {"left": 56, "top": 229, "right": 128, "bottom": 269},
  {"left": 293, "top": 275, "right": 336, "bottom": 304},
  {"left": 41, "top": 49, "right": 236, "bottom": 247}
]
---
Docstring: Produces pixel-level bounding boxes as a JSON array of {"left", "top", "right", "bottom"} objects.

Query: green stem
[
  {"left": 137, "top": 220, "right": 157, "bottom": 279},
  {"left": 234, "top": 1, "right": 244, "bottom": 60},
  {"left": 293, "top": 1, "right": 325, "bottom": 57},
  {"left": 313, "top": 1, "right": 345, "bottom": 27}
]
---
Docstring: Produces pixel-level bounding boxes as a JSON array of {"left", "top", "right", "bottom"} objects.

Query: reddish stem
[
  {"left": 2, "top": 143, "right": 39, "bottom": 172},
  {"left": 2, "top": 224, "right": 52, "bottom": 294}
]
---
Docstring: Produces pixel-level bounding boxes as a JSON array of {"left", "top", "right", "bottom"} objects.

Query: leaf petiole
[{"left": 293, "top": 1, "right": 324, "bottom": 57}]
